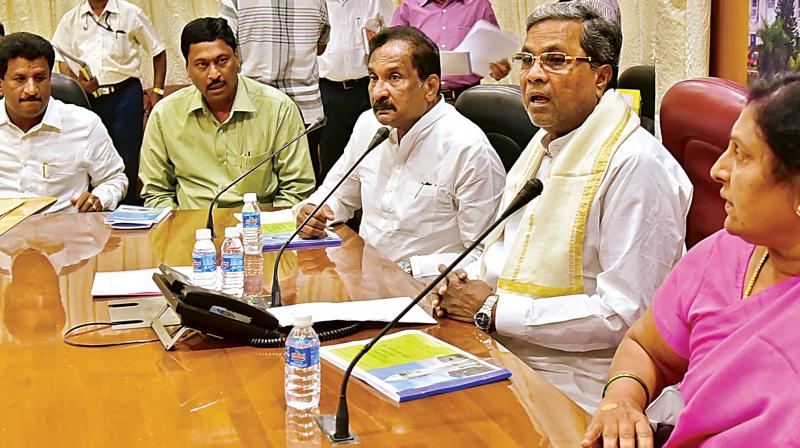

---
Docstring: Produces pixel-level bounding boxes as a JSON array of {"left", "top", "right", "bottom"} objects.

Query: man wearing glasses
[
  {"left": 431, "top": 3, "right": 692, "bottom": 402},
  {"left": 52, "top": 0, "right": 167, "bottom": 205}
]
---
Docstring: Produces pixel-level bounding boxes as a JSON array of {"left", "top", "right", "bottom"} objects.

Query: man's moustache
[{"left": 372, "top": 101, "right": 396, "bottom": 112}]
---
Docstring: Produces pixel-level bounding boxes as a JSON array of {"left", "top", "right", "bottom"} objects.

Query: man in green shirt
[{"left": 139, "top": 17, "right": 315, "bottom": 210}]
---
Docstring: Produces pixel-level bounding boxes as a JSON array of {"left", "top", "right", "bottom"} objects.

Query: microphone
[
  {"left": 270, "top": 126, "right": 391, "bottom": 308},
  {"left": 319, "top": 177, "right": 544, "bottom": 443},
  {"left": 205, "top": 116, "right": 327, "bottom": 237}
]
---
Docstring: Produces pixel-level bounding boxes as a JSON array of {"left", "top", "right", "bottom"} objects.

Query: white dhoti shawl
[{"left": 482, "top": 91, "right": 639, "bottom": 298}]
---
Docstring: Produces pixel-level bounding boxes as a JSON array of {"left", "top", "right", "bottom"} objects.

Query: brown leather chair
[{"left": 660, "top": 78, "right": 748, "bottom": 248}]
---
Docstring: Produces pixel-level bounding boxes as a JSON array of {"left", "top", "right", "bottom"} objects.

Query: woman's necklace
[{"left": 744, "top": 249, "right": 769, "bottom": 298}]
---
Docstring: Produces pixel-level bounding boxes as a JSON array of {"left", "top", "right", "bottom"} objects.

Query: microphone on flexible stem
[
  {"left": 317, "top": 177, "right": 545, "bottom": 444},
  {"left": 270, "top": 126, "right": 391, "bottom": 308},
  {"left": 205, "top": 115, "right": 327, "bottom": 238}
]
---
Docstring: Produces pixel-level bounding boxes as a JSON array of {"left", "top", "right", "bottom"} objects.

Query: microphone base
[{"left": 315, "top": 414, "right": 360, "bottom": 445}]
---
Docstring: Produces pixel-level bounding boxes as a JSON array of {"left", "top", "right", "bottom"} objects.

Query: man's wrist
[{"left": 152, "top": 87, "right": 165, "bottom": 96}]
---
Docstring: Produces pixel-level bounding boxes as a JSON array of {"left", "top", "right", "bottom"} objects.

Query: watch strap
[{"left": 152, "top": 87, "right": 165, "bottom": 96}]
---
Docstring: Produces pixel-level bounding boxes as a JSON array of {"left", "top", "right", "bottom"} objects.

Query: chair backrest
[
  {"left": 618, "top": 65, "right": 656, "bottom": 134},
  {"left": 50, "top": 72, "right": 91, "bottom": 109},
  {"left": 660, "top": 77, "right": 748, "bottom": 248},
  {"left": 618, "top": 65, "right": 655, "bottom": 121},
  {"left": 455, "top": 84, "right": 538, "bottom": 172}
]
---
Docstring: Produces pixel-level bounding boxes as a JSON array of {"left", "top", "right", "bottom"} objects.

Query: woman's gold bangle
[{"left": 602, "top": 373, "right": 651, "bottom": 405}]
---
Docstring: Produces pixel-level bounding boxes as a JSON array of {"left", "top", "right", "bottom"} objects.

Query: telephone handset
[{"left": 152, "top": 264, "right": 280, "bottom": 340}]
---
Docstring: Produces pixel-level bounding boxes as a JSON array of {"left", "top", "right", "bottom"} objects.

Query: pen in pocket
[{"left": 414, "top": 181, "right": 432, "bottom": 199}]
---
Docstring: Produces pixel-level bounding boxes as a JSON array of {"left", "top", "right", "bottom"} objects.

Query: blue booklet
[
  {"left": 320, "top": 330, "right": 512, "bottom": 402},
  {"left": 262, "top": 230, "right": 342, "bottom": 252},
  {"left": 104, "top": 205, "right": 172, "bottom": 229}
]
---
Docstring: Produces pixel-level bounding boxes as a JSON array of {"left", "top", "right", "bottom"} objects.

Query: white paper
[
  {"left": 268, "top": 297, "right": 437, "bottom": 328},
  {"left": 440, "top": 51, "right": 472, "bottom": 76},
  {"left": 91, "top": 267, "right": 194, "bottom": 297},
  {"left": 454, "top": 20, "right": 520, "bottom": 77}
]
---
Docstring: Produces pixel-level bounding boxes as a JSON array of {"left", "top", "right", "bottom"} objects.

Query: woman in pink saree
[{"left": 582, "top": 72, "right": 800, "bottom": 448}]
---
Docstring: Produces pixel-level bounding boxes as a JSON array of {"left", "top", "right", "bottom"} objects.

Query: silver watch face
[{"left": 474, "top": 311, "right": 491, "bottom": 330}]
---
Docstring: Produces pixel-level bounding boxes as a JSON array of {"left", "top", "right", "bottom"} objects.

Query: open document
[{"left": 455, "top": 20, "right": 520, "bottom": 77}]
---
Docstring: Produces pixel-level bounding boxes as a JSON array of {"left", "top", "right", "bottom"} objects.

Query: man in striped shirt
[{"left": 220, "top": 0, "right": 330, "bottom": 181}]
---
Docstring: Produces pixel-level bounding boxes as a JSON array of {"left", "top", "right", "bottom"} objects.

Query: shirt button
[
  {"left": 218, "top": 129, "right": 224, "bottom": 135},
  {"left": 441, "top": 44, "right": 447, "bottom": 49},
  {"left": 442, "top": 26, "right": 446, "bottom": 30}
]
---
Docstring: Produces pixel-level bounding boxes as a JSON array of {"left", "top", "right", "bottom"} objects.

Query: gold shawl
[{"left": 483, "top": 91, "right": 640, "bottom": 297}]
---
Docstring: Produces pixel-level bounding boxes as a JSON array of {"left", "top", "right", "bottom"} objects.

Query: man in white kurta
[
  {"left": 432, "top": 3, "right": 692, "bottom": 408},
  {"left": 295, "top": 26, "right": 504, "bottom": 278}
]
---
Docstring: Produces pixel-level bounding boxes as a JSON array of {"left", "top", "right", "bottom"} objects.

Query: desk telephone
[{"left": 151, "top": 264, "right": 361, "bottom": 348}]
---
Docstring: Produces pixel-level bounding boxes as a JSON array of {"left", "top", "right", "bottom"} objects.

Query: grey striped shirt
[{"left": 221, "top": 0, "right": 331, "bottom": 124}]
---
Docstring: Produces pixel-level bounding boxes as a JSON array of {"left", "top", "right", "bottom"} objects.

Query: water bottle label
[
  {"left": 242, "top": 211, "right": 261, "bottom": 229},
  {"left": 221, "top": 253, "right": 244, "bottom": 272},
  {"left": 286, "top": 345, "right": 319, "bottom": 369},
  {"left": 193, "top": 253, "right": 216, "bottom": 273}
]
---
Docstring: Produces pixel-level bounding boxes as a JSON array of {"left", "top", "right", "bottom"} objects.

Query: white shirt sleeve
[
  {"left": 219, "top": 0, "right": 239, "bottom": 36},
  {"left": 85, "top": 118, "right": 128, "bottom": 210},
  {"left": 296, "top": 135, "right": 363, "bottom": 225},
  {"left": 51, "top": 14, "right": 73, "bottom": 64},
  {"left": 494, "top": 150, "right": 690, "bottom": 352},
  {"left": 132, "top": 7, "right": 166, "bottom": 55}
]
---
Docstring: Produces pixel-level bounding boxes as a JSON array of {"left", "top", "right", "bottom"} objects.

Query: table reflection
[{"left": 0, "top": 213, "right": 113, "bottom": 342}]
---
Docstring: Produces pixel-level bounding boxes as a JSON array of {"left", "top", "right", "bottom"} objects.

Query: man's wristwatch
[
  {"left": 474, "top": 294, "right": 499, "bottom": 332},
  {"left": 152, "top": 87, "right": 165, "bottom": 96}
]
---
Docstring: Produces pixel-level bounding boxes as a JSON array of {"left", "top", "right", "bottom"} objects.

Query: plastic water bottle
[
  {"left": 192, "top": 228, "right": 218, "bottom": 289},
  {"left": 221, "top": 226, "right": 244, "bottom": 295},
  {"left": 285, "top": 313, "right": 321, "bottom": 410},
  {"left": 242, "top": 192, "right": 262, "bottom": 254}
]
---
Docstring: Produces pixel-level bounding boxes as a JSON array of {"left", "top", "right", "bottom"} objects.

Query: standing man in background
[
  {"left": 318, "top": 0, "right": 395, "bottom": 181},
  {"left": 52, "top": 0, "right": 166, "bottom": 206},
  {"left": 221, "top": 0, "right": 330, "bottom": 182},
  {"left": 392, "top": 0, "right": 511, "bottom": 102}
]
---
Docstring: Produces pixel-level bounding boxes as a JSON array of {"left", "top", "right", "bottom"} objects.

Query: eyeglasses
[
  {"left": 511, "top": 52, "right": 592, "bottom": 74},
  {"left": 83, "top": 12, "right": 127, "bottom": 37}
]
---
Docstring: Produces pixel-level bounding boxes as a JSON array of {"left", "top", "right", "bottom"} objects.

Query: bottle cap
[
  {"left": 224, "top": 227, "right": 240, "bottom": 238},
  {"left": 195, "top": 228, "right": 212, "bottom": 240},
  {"left": 243, "top": 192, "right": 257, "bottom": 203},
  {"left": 292, "top": 313, "right": 313, "bottom": 328}
]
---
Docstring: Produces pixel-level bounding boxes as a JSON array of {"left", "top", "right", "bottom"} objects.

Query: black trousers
[
  {"left": 306, "top": 126, "right": 323, "bottom": 186},
  {"left": 89, "top": 77, "right": 144, "bottom": 205},
  {"left": 319, "top": 77, "right": 371, "bottom": 183}
]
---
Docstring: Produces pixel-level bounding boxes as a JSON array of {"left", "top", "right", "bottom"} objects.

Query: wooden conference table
[{"left": 0, "top": 209, "right": 591, "bottom": 447}]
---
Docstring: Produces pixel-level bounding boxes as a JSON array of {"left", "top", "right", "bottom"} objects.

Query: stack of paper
[
  {"left": 321, "top": 330, "right": 511, "bottom": 402},
  {"left": 454, "top": 20, "right": 520, "bottom": 77},
  {"left": 91, "top": 266, "right": 193, "bottom": 297},
  {"left": 105, "top": 205, "right": 172, "bottom": 229},
  {"left": 235, "top": 209, "right": 342, "bottom": 252}
]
